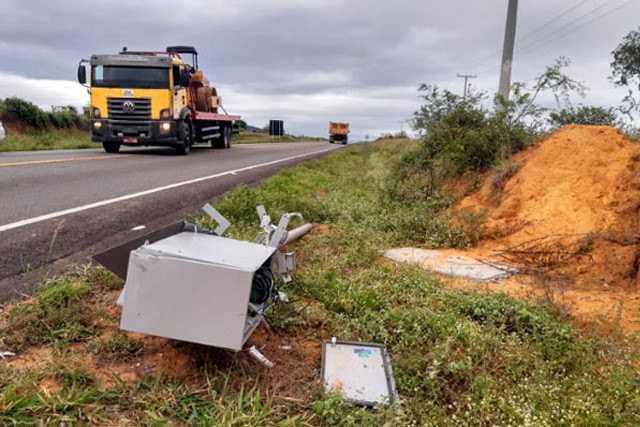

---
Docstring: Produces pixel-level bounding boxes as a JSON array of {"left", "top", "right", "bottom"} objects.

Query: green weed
[
  {"left": 233, "top": 131, "right": 326, "bottom": 145},
  {"left": 0, "top": 277, "right": 101, "bottom": 351},
  {"left": 88, "top": 331, "right": 143, "bottom": 362}
]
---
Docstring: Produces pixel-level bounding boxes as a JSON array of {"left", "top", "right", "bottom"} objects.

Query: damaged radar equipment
[{"left": 94, "top": 204, "right": 311, "bottom": 351}]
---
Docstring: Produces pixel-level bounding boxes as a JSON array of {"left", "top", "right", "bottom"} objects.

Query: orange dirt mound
[
  {"left": 461, "top": 125, "right": 640, "bottom": 248},
  {"left": 456, "top": 125, "right": 640, "bottom": 329}
]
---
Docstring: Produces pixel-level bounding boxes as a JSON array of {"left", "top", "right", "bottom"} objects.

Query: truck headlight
[
  {"left": 160, "top": 122, "right": 171, "bottom": 132},
  {"left": 160, "top": 109, "right": 170, "bottom": 119},
  {"left": 92, "top": 107, "right": 101, "bottom": 118},
  {"left": 93, "top": 121, "right": 102, "bottom": 129}
]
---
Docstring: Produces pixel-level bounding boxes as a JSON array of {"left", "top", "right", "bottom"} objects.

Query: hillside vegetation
[
  {"left": 0, "top": 97, "right": 93, "bottom": 151},
  {"left": 0, "top": 97, "right": 325, "bottom": 151}
]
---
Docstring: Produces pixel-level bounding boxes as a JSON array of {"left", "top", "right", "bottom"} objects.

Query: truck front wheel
[
  {"left": 175, "top": 121, "right": 192, "bottom": 155},
  {"left": 103, "top": 142, "right": 121, "bottom": 153}
]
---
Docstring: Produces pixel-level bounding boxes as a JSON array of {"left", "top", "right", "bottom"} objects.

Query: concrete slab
[{"left": 384, "top": 248, "right": 518, "bottom": 282}]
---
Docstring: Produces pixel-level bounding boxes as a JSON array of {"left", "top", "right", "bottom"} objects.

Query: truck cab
[
  {"left": 329, "top": 122, "right": 349, "bottom": 145},
  {"left": 78, "top": 46, "right": 238, "bottom": 155}
]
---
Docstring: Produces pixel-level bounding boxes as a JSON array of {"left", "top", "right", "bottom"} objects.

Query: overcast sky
[{"left": 0, "top": 0, "right": 638, "bottom": 140}]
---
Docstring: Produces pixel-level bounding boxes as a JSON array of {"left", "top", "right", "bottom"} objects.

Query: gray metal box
[
  {"left": 321, "top": 340, "right": 397, "bottom": 406},
  {"left": 120, "top": 232, "right": 276, "bottom": 351}
]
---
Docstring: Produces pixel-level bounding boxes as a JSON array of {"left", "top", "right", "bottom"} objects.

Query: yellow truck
[
  {"left": 77, "top": 46, "right": 239, "bottom": 155},
  {"left": 329, "top": 122, "right": 349, "bottom": 145}
]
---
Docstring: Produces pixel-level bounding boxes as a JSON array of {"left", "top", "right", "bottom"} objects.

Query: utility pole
[
  {"left": 457, "top": 74, "right": 477, "bottom": 99},
  {"left": 498, "top": 0, "right": 518, "bottom": 102}
]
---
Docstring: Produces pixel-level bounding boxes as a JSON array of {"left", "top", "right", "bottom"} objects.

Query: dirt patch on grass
[{"left": 4, "top": 307, "right": 323, "bottom": 400}]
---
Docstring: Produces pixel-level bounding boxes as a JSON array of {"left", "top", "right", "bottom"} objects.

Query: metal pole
[
  {"left": 498, "top": 0, "right": 518, "bottom": 102},
  {"left": 281, "top": 223, "right": 313, "bottom": 246}
]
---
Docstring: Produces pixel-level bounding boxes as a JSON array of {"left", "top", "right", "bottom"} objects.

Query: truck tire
[
  {"left": 211, "top": 125, "right": 232, "bottom": 149},
  {"left": 174, "top": 121, "right": 192, "bottom": 155},
  {"left": 103, "top": 142, "right": 120, "bottom": 153},
  {"left": 224, "top": 126, "right": 232, "bottom": 149}
]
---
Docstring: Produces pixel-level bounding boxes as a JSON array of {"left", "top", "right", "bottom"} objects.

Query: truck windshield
[{"left": 91, "top": 65, "right": 169, "bottom": 89}]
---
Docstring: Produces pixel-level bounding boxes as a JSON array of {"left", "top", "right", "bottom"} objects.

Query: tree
[
  {"left": 611, "top": 28, "right": 640, "bottom": 120},
  {"left": 408, "top": 58, "right": 585, "bottom": 195},
  {"left": 548, "top": 106, "right": 620, "bottom": 128},
  {"left": 494, "top": 57, "right": 586, "bottom": 130},
  {"left": 611, "top": 27, "right": 640, "bottom": 89}
]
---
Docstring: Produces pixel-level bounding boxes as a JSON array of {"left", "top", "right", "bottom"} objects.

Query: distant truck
[
  {"left": 77, "top": 46, "right": 240, "bottom": 155},
  {"left": 329, "top": 122, "right": 349, "bottom": 145}
]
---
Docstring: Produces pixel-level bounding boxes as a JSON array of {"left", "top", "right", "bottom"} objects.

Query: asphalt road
[{"left": 0, "top": 142, "right": 341, "bottom": 302}]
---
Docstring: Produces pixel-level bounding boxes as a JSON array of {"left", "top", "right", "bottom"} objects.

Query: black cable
[
  {"left": 474, "top": 0, "right": 631, "bottom": 74},
  {"left": 250, "top": 263, "right": 275, "bottom": 305}
]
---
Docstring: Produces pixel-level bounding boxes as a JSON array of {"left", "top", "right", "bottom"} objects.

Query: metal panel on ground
[{"left": 321, "top": 340, "right": 397, "bottom": 406}]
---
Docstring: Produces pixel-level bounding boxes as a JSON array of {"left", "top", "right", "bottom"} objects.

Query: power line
[
  {"left": 476, "top": 0, "right": 633, "bottom": 74},
  {"left": 516, "top": 0, "right": 632, "bottom": 58},
  {"left": 516, "top": 0, "right": 626, "bottom": 55},
  {"left": 469, "top": 0, "right": 597, "bottom": 70},
  {"left": 516, "top": 0, "right": 594, "bottom": 44}
]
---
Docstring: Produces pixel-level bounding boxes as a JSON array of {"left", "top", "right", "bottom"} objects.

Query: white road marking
[
  {"left": 131, "top": 225, "right": 146, "bottom": 231},
  {"left": 0, "top": 147, "right": 338, "bottom": 233}
]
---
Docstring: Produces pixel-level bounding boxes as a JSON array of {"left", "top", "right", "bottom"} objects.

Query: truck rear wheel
[
  {"left": 103, "top": 142, "right": 121, "bottom": 153},
  {"left": 211, "top": 125, "right": 232, "bottom": 149},
  {"left": 174, "top": 121, "right": 192, "bottom": 155},
  {"left": 224, "top": 126, "right": 232, "bottom": 148}
]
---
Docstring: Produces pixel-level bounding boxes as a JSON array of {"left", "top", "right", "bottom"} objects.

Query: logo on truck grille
[{"left": 122, "top": 101, "right": 136, "bottom": 113}]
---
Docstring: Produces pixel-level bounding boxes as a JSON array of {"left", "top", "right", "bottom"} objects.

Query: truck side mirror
[
  {"left": 180, "top": 70, "right": 191, "bottom": 87},
  {"left": 77, "top": 63, "right": 87, "bottom": 85}
]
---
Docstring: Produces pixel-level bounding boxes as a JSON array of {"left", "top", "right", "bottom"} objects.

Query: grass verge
[
  {"left": 233, "top": 131, "right": 326, "bottom": 144},
  {"left": 0, "top": 130, "right": 93, "bottom": 152},
  {"left": 0, "top": 138, "right": 638, "bottom": 425}
]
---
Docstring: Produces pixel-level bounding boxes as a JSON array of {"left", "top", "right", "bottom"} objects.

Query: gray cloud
[{"left": 1, "top": 0, "right": 639, "bottom": 140}]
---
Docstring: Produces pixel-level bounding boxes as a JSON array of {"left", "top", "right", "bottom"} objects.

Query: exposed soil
[
  {"left": 6, "top": 291, "right": 326, "bottom": 400},
  {"left": 451, "top": 125, "right": 640, "bottom": 331},
  {"left": 1, "top": 112, "right": 33, "bottom": 133}
]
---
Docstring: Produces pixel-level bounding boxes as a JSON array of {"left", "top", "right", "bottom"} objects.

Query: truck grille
[{"left": 107, "top": 98, "right": 152, "bottom": 125}]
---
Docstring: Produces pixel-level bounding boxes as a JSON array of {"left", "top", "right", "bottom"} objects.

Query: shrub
[
  {"left": 396, "top": 85, "right": 531, "bottom": 198},
  {"left": 548, "top": 105, "right": 621, "bottom": 128},
  {"left": 3, "top": 97, "right": 49, "bottom": 128},
  {"left": 48, "top": 111, "right": 83, "bottom": 129}
]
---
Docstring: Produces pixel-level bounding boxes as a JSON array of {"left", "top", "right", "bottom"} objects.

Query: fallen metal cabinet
[
  {"left": 95, "top": 204, "right": 311, "bottom": 352},
  {"left": 120, "top": 232, "right": 276, "bottom": 351}
]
